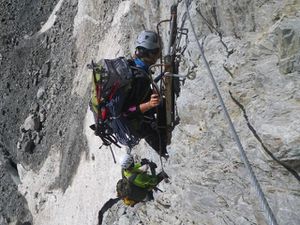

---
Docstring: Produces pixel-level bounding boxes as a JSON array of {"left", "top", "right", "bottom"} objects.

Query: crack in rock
[
  {"left": 196, "top": 7, "right": 234, "bottom": 58},
  {"left": 229, "top": 91, "right": 300, "bottom": 182},
  {"left": 223, "top": 64, "right": 234, "bottom": 78}
]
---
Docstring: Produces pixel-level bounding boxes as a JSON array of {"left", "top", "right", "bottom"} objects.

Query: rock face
[{"left": 0, "top": 0, "right": 299, "bottom": 225}]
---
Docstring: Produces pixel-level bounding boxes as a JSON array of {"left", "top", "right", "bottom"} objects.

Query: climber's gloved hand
[
  {"left": 141, "top": 158, "right": 150, "bottom": 165},
  {"left": 149, "top": 162, "right": 157, "bottom": 169}
]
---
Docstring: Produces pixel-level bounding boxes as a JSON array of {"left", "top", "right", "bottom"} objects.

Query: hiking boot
[
  {"left": 161, "top": 152, "right": 169, "bottom": 160},
  {"left": 157, "top": 171, "right": 169, "bottom": 184},
  {"left": 146, "top": 191, "right": 154, "bottom": 201},
  {"left": 160, "top": 171, "right": 169, "bottom": 179}
]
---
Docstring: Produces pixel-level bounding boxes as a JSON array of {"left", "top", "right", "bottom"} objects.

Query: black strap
[
  {"left": 130, "top": 66, "right": 150, "bottom": 79},
  {"left": 128, "top": 173, "right": 138, "bottom": 183},
  {"left": 90, "top": 123, "right": 121, "bottom": 148},
  {"left": 121, "top": 169, "right": 138, "bottom": 183},
  {"left": 97, "top": 197, "right": 120, "bottom": 225}
]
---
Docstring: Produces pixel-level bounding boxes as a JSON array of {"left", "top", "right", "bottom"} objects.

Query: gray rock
[
  {"left": 33, "top": 132, "right": 42, "bottom": 145},
  {"left": 101, "top": 1, "right": 300, "bottom": 225},
  {"left": 23, "top": 114, "right": 41, "bottom": 131},
  {"left": 5, "top": 161, "right": 21, "bottom": 186},
  {"left": 0, "top": 215, "right": 8, "bottom": 225},
  {"left": 23, "top": 140, "right": 35, "bottom": 154},
  {"left": 39, "top": 109, "right": 46, "bottom": 123},
  {"left": 41, "top": 62, "right": 50, "bottom": 77},
  {"left": 1, "top": 0, "right": 300, "bottom": 225},
  {"left": 57, "top": 130, "right": 62, "bottom": 137},
  {"left": 30, "top": 103, "right": 39, "bottom": 113},
  {"left": 17, "top": 141, "right": 21, "bottom": 150},
  {"left": 43, "top": 36, "right": 49, "bottom": 49},
  {"left": 36, "top": 87, "right": 45, "bottom": 99}
]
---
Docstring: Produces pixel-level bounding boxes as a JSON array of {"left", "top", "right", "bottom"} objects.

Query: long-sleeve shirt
[
  {"left": 122, "top": 58, "right": 153, "bottom": 117},
  {"left": 122, "top": 73, "right": 152, "bottom": 118}
]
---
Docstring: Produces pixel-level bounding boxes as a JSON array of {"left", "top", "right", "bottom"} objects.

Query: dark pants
[
  {"left": 139, "top": 120, "right": 167, "bottom": 156},
  {"left": 127, "top": 113, "right": 167, "bottom": 156},
  {"left": 157, "top": 171, "right": 168, "bottom": 184}
]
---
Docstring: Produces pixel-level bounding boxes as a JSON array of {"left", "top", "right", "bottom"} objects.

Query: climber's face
[{"left": 146, "top": 48, "right": 161, "bottom": 65}]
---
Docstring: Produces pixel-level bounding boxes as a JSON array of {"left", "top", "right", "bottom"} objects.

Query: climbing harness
[{"left": 184, "top": 1, "right": 279, "bottom": 225}]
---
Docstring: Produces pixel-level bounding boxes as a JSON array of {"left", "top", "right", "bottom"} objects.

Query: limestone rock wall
[
  {"left": 101, "top": 0, "right": 300, "bottom": 224},
  {"left": 0, "top": 0, "right": 299, "bottom": 225}
]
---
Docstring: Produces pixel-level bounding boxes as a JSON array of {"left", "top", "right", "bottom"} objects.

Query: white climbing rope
[{"left": 184, "top": 1, "right": 279, "bottom": 225}]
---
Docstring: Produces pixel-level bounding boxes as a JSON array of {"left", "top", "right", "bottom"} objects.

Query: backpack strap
[
  {"left": 129, "top": 66, "right": 153, "bottom": 105},
  {"left": 131, "top": 66, "right": 150, "bottom": 79},
  {"left": 128, "top": 173, "right": 138, "bottom": 183},
  {"left": 127, "top": 58, "right": 151, "bottom": 79},
  {"left": 121, "top": 169, "right": 138, "bottom": 183}
]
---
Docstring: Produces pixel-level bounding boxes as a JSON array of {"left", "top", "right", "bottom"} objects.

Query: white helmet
[
  {"left": 135, "top": 31, "right": 160, "bottom": 50},
  {"left": 120, "top": 154, "right": 134, "bottom": 169}
]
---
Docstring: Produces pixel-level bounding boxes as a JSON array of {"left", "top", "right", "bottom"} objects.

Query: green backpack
[{"left": 116, "top": 175, "right": 148, "bottom": 204}]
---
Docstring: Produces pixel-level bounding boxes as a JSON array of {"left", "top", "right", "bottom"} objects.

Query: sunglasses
[{"left": 148, "top": 48, "right": 160, "bottom": 55}]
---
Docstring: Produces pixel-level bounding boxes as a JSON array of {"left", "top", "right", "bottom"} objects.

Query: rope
[
  {"left": 108, "top": 145, "right": 117, "bottom": 164},
  {"left": 184, "top": 1, "right": 279, "bottom": 225},
  {"left": 107, "top": 96, "right": 140, "bottom": 148}
]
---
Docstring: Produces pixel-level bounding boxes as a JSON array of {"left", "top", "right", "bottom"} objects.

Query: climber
[
  {"left": 116, "top": 153, "right": 169, "bottom": 206},
  {"left": 89, "top": 30, "right": 170, "bottom": 158},
  {"left": 122, "top": 30, "right": 169, "bottom": 159}
]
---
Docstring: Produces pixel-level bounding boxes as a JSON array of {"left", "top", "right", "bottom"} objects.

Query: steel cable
[
  {"left": 192, "top": 2, "right": 299, "bottom": 182},
  {"left": 184, "top": 1, "right": 279, "bottom": 225}
]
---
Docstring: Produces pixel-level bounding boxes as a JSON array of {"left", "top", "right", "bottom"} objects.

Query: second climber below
[{"left": 117, "top": 153, "right": 169, "bottom": 206}]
